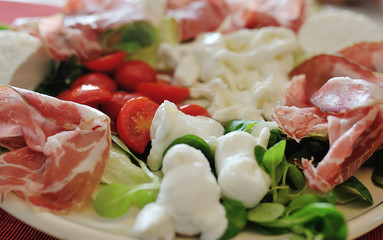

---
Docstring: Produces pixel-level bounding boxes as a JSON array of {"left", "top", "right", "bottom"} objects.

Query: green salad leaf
[
  {"left": 220, "top": 198, "right": 248, "bottom": 240},
  {"left": 94, "top": 136, "right": 161, "bottom": 219},
  {"left": 248, "top": 203, "right": 285, "bottom": 223},
  {"left": 224, "top": 119, "right": 258, "bottom": 134},
  {"left": 34, "top": 55, "right": 84, "bottom": 96},
  {"left": 252, "top": 203, "right": 347, "bottom": 240},
  {"left": 334, "top": 176, "right": 373, "bottom": 205},
  {"left": 0, "top": 145, "right": 9, "bottom": 155},
  {"left": 162, "top": 134, "right": 215, "bottom": 173},
  {"left": 94, "top": 182, "right": 159, "bottom": 218},
  {"left": 100, "top": 21, "right": 157, "bottom": 53}
]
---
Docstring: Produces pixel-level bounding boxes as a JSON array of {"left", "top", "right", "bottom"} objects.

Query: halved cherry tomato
[
  {"left": 70, "top": 84, "right": 112, "bottom": 107},
  {"left": 114, "top": 60, "right": 157, "bottom": 92},
  {"left": 117, "top": 97, "right": 159, "bottom": 154},
  {"left": 100, "top": 91, "right": 144, "bottom": 121},
  {"left": 178, "top": 104, "right": 210, "bottom": 117},
  {"left": 71, "top": 73, "right": 117, "bottom": 93},
  {"left": 137, "top": 82, "right": 190, "bottom": 104},
  {"left": 85, "top": 51, "right": 126, "bottom": 72}
]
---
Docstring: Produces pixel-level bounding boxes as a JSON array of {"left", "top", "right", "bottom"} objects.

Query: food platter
[{"left": 1, "top": 1, "right": 383, "bottom": 240}]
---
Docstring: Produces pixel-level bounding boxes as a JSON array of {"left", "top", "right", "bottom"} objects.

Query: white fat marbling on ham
[{"left": 0, "top": 86, "right": 111, "bottom": 212}]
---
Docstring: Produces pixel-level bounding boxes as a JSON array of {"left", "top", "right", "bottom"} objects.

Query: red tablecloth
[{"left": 0, "top": 207, "right": 381, "bottom": 240}]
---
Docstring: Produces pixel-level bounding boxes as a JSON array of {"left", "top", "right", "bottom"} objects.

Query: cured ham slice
[
  {"left": 273, "top": 76, "right": 383, "bottom": 192},
  {"left": 166, "top": 0, "right": 230, "bottom": 42},
  {"left": 0, "top": 86, "right": 111, "bottom": 212},
  {"left": 166, "top": 0, "right": 306, "bottom": 42},
  {"left": 339, "top": 42, "right": 383, "bottom": 73},
  {"left": 300, "top": 106, "right": 383, "bottom": 192},
  {"left": 289, "top": 54, "right": 383, "bottom": 107},
  {"left": 13, "top": 0, "right": 148, "bottom": 62},
  {"left": 272, "top": 105, "right": 328, "bottom": 141},
  {"left": 221, "top": 0, "right": 306, "bottom": 33},
  {"left": 311, "top": 77, "right": 383, "bottom": 114}
]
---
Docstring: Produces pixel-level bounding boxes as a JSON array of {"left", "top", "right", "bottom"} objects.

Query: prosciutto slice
[
  {"left": 166, "top": 0, "right": 306, "bottom": 42},
  {"left": 288, "top": 54, "right": 383, "bottom": 107},
  {"left": 339, "top": 42, "right": 383, "bottom": 73},
  {"left": 166, "top": 0, "right": 230, "bottom": 42},
  {"left": 274, "top": 77, "right": 383, "bottom": 191},
  {"left": 274, "top": 48, "right": 383, "bottom": 191},
  {"left": 0, "top": 86, "right": 111, "bottom": 212},
  {"left": 13, "top": 0, "right": 148, "bottom": 62}
]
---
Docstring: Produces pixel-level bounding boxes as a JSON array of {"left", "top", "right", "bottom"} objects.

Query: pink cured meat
[
  {"left": 300, "top": 106, "right": 383, "bottom": 192},
  {"left": 221, "top": 0, "right": 306, "bottom": 33},
  {"left": 0, "top": 86, "right": 111, "bottom": 212},
  {"left": 14, "top": 0, "right": 148, "bottom": 62},
  {"left": 288, "top": 54, "right": 383, "bottom": 107},
  {"left": 339, "top": 42, "right": 383, "bottom": 73},
  {"left": 272, "top": 105, "right": 328, "bottom": 142},
  {"left": 311, "top": 77, "right": 383, "bottom": 114},
  {"left": 166, "top": 0, "right": 306, "bottom": 42},
  {"left": 273, "top": 76, "right": 383, "bottom": 192},
  {"left": 166, "top": 0, "right": 230, "bottom": 42}
]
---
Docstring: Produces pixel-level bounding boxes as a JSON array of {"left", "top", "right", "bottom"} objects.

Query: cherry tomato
[
  {"left": 70, "top": 84, "right": 112, "bottom": 107},
  {"left": 71, "top": 73, "right": 117, "bottom": 93},
  {"left": 178, "top": 104, "right": 210, "bottom": 117},
  {"left": 85, "top": 51, "right": 126, "bottom": 72},
  {"left": 137, "top": 82, "right": 190, "bottom": 104},
  {"left": 100, "top": 91, "right": 144, "bottom": 121},
  {"left": 114, "top": 60, "right": 157, "bottom": 92},
  {"left": 117, "top": 97, "right": 159, "bottom": 154},
  {"left": 56, "top": 89, "right": 72, "bottom": 101}
]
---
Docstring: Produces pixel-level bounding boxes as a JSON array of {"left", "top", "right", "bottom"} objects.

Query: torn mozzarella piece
[
  {"left": 147, "top": 101, "right": 224, "bottom": 170},
  {"left": 0, "top": 30, "right": 52, "bottom": 90},
  {"left": 133, "top": 144, "right": 227, "bottom": 240},
  {"left": 158, "top": 27, "right": 298, "bottom": 121},
  {"left": 215, "top": 131, "right": 271, "bottom": 208}
]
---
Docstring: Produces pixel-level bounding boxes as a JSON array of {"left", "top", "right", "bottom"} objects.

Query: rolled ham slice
[{"left": 0, "top": 86, "right": 111, "bottom": 212}]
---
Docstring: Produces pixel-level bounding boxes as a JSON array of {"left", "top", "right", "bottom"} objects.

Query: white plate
[
  {"left": 2, "top": 167, "right": 383, "bottom": 240},
  {"left": 1, "top": 1, "right": 383, "bottom": 240}
]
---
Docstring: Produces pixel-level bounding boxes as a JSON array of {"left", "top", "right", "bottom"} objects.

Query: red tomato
[
  {"left": 100, "top": 91, "right": 144, "bottom": 121},
  {"left": 137, "top": 82, "right": 190, "bottom": 104},
  {"left": 114, "top": 60, "right": 157, "bottom": 92},
  {"left": 70, "top": 84, "right": 112, "bottom": 107},
  {"left": 178, "top": 104, "right": 210, "bottom": 117},
  {"left": 56, "top": 89, "right": 72, "bottom": 101},
  {"left": 71, "top": 73, "right": 117, "bottom": 93},
  {"left": 85, "top": 51, "right": 126, "bottom": 72},
  {"left": 117, "top": 97, "right": 159, "bottom": 154}
]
